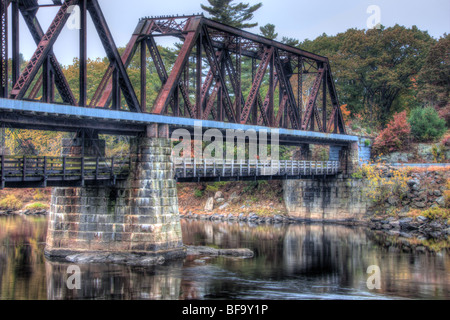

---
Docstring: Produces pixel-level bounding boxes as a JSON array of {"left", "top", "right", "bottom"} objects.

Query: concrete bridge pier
[
  {"left": 45, "top": 125, "right": 186, "bottom": 262},
  {"left": 283, "top": 141, "right": 367, "bottom": 222}
]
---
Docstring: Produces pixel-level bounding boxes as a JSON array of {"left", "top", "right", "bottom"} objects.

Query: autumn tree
[
  {"left": 417, "top": 34, "right": 450, "bottom": 124},
  {"left": 201, "top": 0, "right": 262, "bottom": 29},
  {"left": 372, "top": 111, "right": 411, "bottom": 155},
  {"left": 300, "top": 25, "right": 435, "bottom": 126}
]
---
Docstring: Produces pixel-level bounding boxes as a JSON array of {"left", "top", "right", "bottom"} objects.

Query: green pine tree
[
  {"left": 260, "top": 23, "right": 278, "bottom": 40},
  {"left": 201, "top": 0, "right": 262, "bottom": 29}
]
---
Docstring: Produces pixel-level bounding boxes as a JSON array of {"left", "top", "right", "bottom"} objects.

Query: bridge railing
[
  {"left": 0, "top": 156, "right": 130, "bottom": 188},
  {"left": 173, "top": 158, "right": 340, "bottom": 179}
]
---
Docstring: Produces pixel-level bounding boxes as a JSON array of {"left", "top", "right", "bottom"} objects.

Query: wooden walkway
[
  {"left": 0, "top": 156, "right": 130, "bottom": 188},
  {"left": 174, "top": 158, "right": 341, "bottom": 182},
  {"left": 0, "top": 156, "right": 341, "bottom": 188}
]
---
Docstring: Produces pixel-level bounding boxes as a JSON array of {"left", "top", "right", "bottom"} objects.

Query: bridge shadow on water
[{"left": 0, "top": 215, "right": 449, "bottom": 300}]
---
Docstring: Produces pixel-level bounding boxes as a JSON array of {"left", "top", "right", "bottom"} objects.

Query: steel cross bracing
[{"left": 0, "top": 5, "right": 347, "bottom": 135}]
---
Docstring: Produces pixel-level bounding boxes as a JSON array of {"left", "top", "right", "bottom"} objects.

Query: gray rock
[
  {"left": 229, "top": 192, "right": 240, "bottom": 203},
  {"left": 433, "top": 190, "right": 442, "bottom": 197},
  {"left": 436, "top": 196, "right": 445, "bottom": 207},
  {"left": 429, "top": 221, "right": 443, "bottom": 230},
  {"left": 227, "top": 214, "right": 237, "bottom": 221},
  {"left": 413, "top": 202, "right": 427, "bottom": 209},
  {"left": 186, "top": 246, "right": 254, "bottom": 258},
  {"left": 216, "top": 198, "right": 225, "bottom": 204},
  {"left": 66, "top": 253, "right": 166, "bottom": 266},
  {"left": 214, "top": 191, "right": 223, "bottom": 199},
  {"left": 274, "top": 215, "right": 284, "bottom": 222},
  {"left": 205, "top": 197, "right": 214, "bottom": 212},
  {"left": 387, "top": 197, "right": 399, "bottom": 206},
  {"left": 399, "top": 218, "right": 418, "bottom": 231},
  {"left": 417, "top": 216, "right": 428, "bottom": 223},
  {"left": 444, "top": 228, "right": 450, "bottom": 235},
  {"left": 389, "top": 220, "right": 400, "bottom": 228},
  {"left": 219, "top": 203, "right": 229, "bottom": 210},
  {"left": 382, "top": 224, "right": 394, "bottom": 230}
]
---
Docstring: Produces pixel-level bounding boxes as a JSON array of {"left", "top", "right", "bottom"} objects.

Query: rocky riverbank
[
  {"left": 0, "top": 209, "right": 48, "bottom": 216},
  {"left": 369, "top": 216, "right": 450, "bottom": 240}
]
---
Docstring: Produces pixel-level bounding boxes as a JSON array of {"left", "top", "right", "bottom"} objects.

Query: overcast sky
[{"left": 11, "top": 0, "right": 450, "bottom": 66}]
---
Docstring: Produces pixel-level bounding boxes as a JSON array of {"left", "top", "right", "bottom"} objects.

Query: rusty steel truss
[{"left": 0, "top": 0, "right": 346, "bottom": 134}]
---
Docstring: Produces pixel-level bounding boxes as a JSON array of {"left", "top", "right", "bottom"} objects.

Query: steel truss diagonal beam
[
  {"left": 326, "top": 65, "right": 346, "bottom": 134},
  {"left": 202, "top": 26, "right": 236, "bottom": 122},
  {"left": 274, "top": 49, "right": 300, "bottom": 129},
  {"left": 90, "top": 35, "right": 140, "bottom": 109},
  {"left": 87, "top": 0, "right": 141, "bottom": 112},
  {"left": 203, "top": 81, "right": 221, "bottom": 120},
  {"left": 146, "top": 37, "right": 195, "bottom": 117},
  {"left": 90, "top": 19, "right": 155, "bottom": 108},
  {"left": 152, "top": 16, "right": 202, "bottom": 115},
  {"left": 201, "top": 50, "right": 224, "bottom": 108},
  {"left": 18, "top": 1, "right": 76, "bottom": 105},
  {"left": 10, "top": 0, "right": 78, "bottom": 100},
  {"left": 301, "top": 68, "right": 324, "bottom": 130},
  {"left": 241, "top": 46, "right": 274, "bottom": 124},
  {"left": 257, "top": 76, "right": 278, "bottom": 126}
]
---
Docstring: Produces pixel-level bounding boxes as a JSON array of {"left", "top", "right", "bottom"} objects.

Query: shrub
[
  {"left": 442, "top": 134, "right": 450, "bottom": 147},
  {"left": 372, "top": 111, "right": 411, "bottom": 155},
  {"left": 360, "top": 164, "right": 409, "bottom": 204},
  {"left": 0, "top": 195, "right": 23, "bottom": 210},
  {"left": 422, "top": 207, "right": 450, "bottom": 221},
  {"left": 445, "top": 179, "right": 450, "bottom": 208},
  {"left": 33, "top": 189, "right": 46, "bottom": 201},
  {"left": 432, "top": 144, "right": 446, "bottom": 163},
  {"left": 194, "top": 189, "right": 203, "bottom": 198},
  {"left": 26, "top": 202, "right": 49, "bottom": 210},
  {"left": 409, "top": 107, "right": 447, "bottom": 142}
]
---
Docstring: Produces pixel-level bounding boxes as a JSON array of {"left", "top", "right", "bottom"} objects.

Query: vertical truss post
[
  {"left": 11, "top": 1, "right": 19, "bottom": 86},
  {"left": 268, "top": 50, "right": 275, "bottom": 126},
  {"left": 79, "top": 0, "right": 87, "bottom": 106},
  {"left": 251, "top": 58, "right": 257, "bottom": 125},
  {"left": 235, "top": 37, "right": 242, "bottom": 122},
  {"left": 0, "top": 0, "right": 8, "bottom": 98},
  {"left": 322, "top": 65, "right": 327, "bottom": 132},
  {"left": 112, "top": 69, "right": 120, "bottom": 110},
  {"left": 298, "top": 57, "right": 303, "bottom": 126},
  {"left": 196, "top": 36, "right": 203, "bottom": 119},
  {"left": 140, "top": 40, "right": 147, "bottom": 112},
  {"left": 42, "top": 56, "right": 51, "bottom": 102}
]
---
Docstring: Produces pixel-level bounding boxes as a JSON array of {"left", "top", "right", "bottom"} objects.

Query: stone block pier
[{"left": 45, "top": 126, "right": 186, "bottom": 262}]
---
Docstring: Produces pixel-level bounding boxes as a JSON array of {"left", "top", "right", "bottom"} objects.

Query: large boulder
[{"left": 205, "top": 197, "right": 214, "bottom": 212}]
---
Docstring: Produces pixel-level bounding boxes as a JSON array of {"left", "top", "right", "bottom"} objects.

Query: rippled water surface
[{"left": 0, "top": 216, "right": 449, "bottom": 300}]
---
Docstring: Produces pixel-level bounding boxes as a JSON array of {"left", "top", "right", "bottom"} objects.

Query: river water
[{"left": 0, "top": 215, "right": 449, "bottom": 300}]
